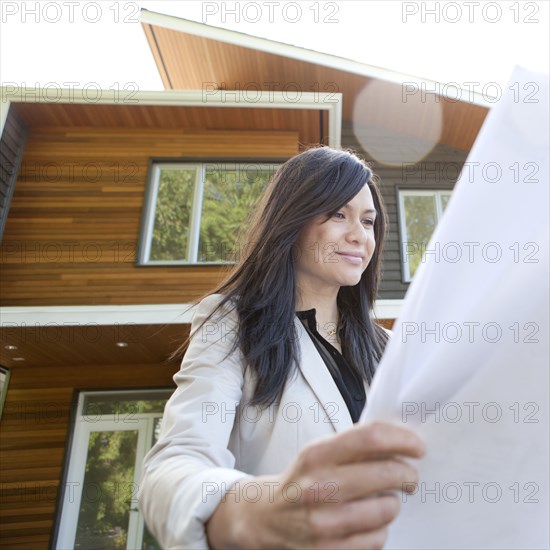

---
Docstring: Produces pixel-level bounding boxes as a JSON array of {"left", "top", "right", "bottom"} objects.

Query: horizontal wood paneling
[
  {"left": 0, "top": 127, "right": 299, "bottom": 306},
  {"left": 0, "top": 360, "right": 178, "bottom": 549}
]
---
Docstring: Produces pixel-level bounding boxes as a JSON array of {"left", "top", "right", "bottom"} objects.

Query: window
[
  {"left": 0, "top": 366, "right": 10, "bottom": 419},
  {"left": 138, "top": 162, "right": 280, "bottom": 265},
  {"left": 56, "top": 390, "right": 173, "bottom": 550},
  {"left": 398, "top": 190, "right": 452, "bottom": 282}
]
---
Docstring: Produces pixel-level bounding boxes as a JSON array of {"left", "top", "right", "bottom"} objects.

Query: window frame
[
  {"left": 0, "top": 366, "right": 10, "bottom": 420},
  {"left": 53, "top": 389, "right": 173, "bottom": 550},
  {"left": 397, "top": 188, "right": 452, "bottom": 283},
  {"left": 137, "top": 158, "right": 284, "bottom": 266}
]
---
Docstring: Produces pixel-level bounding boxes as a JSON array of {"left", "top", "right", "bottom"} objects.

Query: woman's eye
[
  {"left": 332, "top": 211, "right": 345, "bottom": 219},
  {"left": 362, "top": 218, "right": 374, "bottom": 226}
]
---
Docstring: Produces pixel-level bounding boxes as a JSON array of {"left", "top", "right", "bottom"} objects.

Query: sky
[{"left": 0, "top": 1, "right": 549, "bottom": 95}]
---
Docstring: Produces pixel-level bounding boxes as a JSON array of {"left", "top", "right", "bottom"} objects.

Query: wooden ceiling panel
[
  {"left": 441, "top": 100, "right": 488, "bottom": 153},
  {"left": 150, "top": 25, "right": 368, "bottom": 103},
  {"left": 11, "top": 103, "right": 324, "bottom": 145},
  {"left": 143, "top": 22, "right": 489, "bottom": 151},
  {"left": 0, "top": 324, "right": 187, "bottom": 368}
]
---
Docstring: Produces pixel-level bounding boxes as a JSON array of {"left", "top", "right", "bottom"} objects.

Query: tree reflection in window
[
  {"left": 146, "top": 163, "right": 278, "bottom": 264},
  {"left": 400, "top": 190, "right": 452, "bottom": 281}
]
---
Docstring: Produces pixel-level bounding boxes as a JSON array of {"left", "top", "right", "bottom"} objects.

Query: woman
[{"left": 138, "top": 147, "right": 425, "bottom": 549}]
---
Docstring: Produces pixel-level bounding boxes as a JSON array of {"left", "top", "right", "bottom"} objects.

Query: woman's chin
[{"left": 338, "top": 275, "right": 362, "bottom": 287}]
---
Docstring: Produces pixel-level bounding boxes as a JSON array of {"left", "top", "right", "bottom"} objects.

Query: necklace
[{"left": 326, "top": 327, "right": 337, "bottom": 336}]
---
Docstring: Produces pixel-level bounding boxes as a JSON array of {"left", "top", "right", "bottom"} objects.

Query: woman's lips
[{"left": 337, "top": 252, "right": 363, "bottom": 265}]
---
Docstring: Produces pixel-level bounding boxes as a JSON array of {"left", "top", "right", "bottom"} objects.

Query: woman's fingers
[
  {"left": 261, "top": 422, "right": 425, "bottom": 549},
  {"left": 307, "top": 494, "right": 400, "bottom": 541},
  {"left": 280, "top": 455, "right": 418, "bottom": 547},
  {"left": 303, "top": 458, "right": 419, "bottom": 505},
  {"left": 296, "top": 421, "right": 425, "bottom": 474}
]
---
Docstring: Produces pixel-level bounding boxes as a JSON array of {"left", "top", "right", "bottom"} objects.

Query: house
[{"left": 0, "top": 9, "right": 490, "bottom": 549}]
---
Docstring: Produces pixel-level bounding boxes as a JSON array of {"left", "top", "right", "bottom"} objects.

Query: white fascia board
[
  {"left": 373, "top": 299, "right": 404, "bottom": 320},
  {"left": 0, "top": 304, "right": 197, "bottom": 326},
  {"left": 0, "top": 87, "right": 342, "bottom": 146},
  {"left": 0, "top": 86, "right": 339, "bottom": 108},
  {"left": 140, "top": 9, "right": 493, "bottom": 109},
  {"left": 1, "top": 299, "right": 402, "bottom": 327}
]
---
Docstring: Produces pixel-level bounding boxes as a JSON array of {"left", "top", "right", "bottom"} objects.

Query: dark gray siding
[
  {"left": 0, "top": 109, "right": 28, "bottom": 239},
  {"left": 341, "top": 120, "right": 469, "bottom": 299}
]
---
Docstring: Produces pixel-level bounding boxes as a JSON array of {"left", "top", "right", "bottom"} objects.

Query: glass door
[{"left": 56, "top": 391, "right": 171, "bottom": 550}]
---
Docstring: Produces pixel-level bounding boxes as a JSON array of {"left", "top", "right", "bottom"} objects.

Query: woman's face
[{"left": 294, "top": 184, "right": 377, "bottom": 293}]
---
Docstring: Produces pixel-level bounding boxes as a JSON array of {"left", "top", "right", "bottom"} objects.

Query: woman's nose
[{"left": 346, "top": 220, "right": 368, "bottom": 243}]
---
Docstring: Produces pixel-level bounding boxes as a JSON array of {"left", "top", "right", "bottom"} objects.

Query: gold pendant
[{"left": 326, "top": 327, "right": 337, "bottom": 336}]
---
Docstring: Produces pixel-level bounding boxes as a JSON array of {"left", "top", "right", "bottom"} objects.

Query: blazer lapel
[{"left": 293, "top": 317, "right": 354, "bottom": 433}]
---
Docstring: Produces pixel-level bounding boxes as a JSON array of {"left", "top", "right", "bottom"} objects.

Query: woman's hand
[{"left": 206, "top": 421, "right": 425, "bottom": 549}]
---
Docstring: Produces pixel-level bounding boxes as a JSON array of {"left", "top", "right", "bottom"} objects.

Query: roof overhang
[
  {"left": 0, "top": 300, "right": 401, "bottom": 368},
  {"left": 140, "top": 9, "right": 490, "bottom": 152},
  {"left": 0, "top": 86, "right": 342, "bottom": 147},
  {"left": 140, "top": 9, "right": 493, "bottom": 108}
]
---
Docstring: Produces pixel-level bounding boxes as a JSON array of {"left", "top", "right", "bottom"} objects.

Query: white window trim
[
  {"left": 139, "top": 162, "right": 280, "bottom": 266},
  {"left": 188, "top": 165, "right": 206, "bottom": 262},
  {"left": 398, "top": 189, "right": 452, "bottom": 283}
]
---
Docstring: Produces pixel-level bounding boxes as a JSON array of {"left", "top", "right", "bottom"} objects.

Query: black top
[{"left": 296, "top": 309, "right": 366, "bottom": 423}]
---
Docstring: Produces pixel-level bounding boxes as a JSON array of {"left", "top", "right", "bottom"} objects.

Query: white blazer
[{"left": 138, "top": 294, "right": 368, "bottom": 549}]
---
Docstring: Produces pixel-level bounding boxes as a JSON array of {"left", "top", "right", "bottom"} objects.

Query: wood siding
[
  {"left": 341, "top": 120, "right": 469, "bottom": 299},
  {"left": 0, "top": 111, "right": 28, "bottom": 238},
  {"left": 0, "top": 358, "right": 180, "bottom": 549},
  {"left": 0, "top": 127, "right": 298, "bottom": 306}
]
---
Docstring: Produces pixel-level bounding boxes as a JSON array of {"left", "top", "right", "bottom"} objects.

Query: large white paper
[{"left": 361, "top": 66, "right": 549, "bottom": 549}]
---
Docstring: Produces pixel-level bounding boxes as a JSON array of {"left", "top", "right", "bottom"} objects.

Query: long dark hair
[{"left": 187, "top": 146, "right": 389, "bottom": 407}]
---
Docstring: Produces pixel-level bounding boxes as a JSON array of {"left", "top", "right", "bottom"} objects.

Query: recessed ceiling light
[
  {"left": 12, "top": 357, "right": 25, "bottom": 361},
  {"left": 4, "top": 345, "right": 18, "bottom": 350},
  {"left": 116, "top": 342, "right": 128, "bottom": 348}
]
